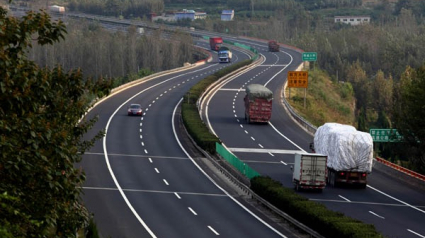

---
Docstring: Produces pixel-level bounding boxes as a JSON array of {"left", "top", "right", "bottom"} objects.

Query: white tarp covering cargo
[
  {"left": 314, "top": 123, "right": 373, "bottom": 172},
  {"left": 245, "top": 84, "right": 273, "bottom": 101}
]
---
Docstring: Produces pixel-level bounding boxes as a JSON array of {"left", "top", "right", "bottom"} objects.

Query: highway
[
  {"left": 80, "top": 42, "right": 300, "bottom": 237},
  {"left": 10, "top": 7, "right": 425, "bottom": 237},
  {"left": 202, "top": 38, "right": 425, "bottom": 238}
]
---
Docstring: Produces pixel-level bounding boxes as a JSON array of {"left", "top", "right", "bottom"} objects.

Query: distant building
[
  {"left": 221, "top": 10, "right": 234, "bottom": 21},
  {"left": 334, "top": 16, "right": 371, "bottom": 26},
  {"left": 175, "top": 9, "right": 207, "bottom": 21}
]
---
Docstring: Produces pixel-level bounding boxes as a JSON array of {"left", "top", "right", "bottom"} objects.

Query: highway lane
[
  {"left": 80, "top": 43, "right": 296, "bottom": 238},
  {"left": 204, "top": 40, "right": 425, "bottom": 238}
]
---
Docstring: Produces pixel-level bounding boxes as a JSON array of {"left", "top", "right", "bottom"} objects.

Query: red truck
[
  {"left": 268, "top": 40, "right": 279, "bottom": 52},
  {"left": 209, "top": 37, "right": 223, "bottom": 51},
  {"left": 244, "top": 84, "right": 273, "bottom": 124}
]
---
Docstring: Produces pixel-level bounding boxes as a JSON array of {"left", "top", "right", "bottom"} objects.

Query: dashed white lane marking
[
  {"left": 188, "top": 207, "right": 198, "bottom": 216},
  {"left": 369, "top": 211, "right": 385, "bottom": 219},
  {"left": 408, "top": 229, "right": 425, "bottom": 238},
  {"left": 140, "top": 135, "right": 143, "bottom": 139},
  {"left": 251, "top": 137, "right": 255, "bottom": 141},
  {"left": 140, "top": 123, "right": 143, "bottom": 126},
  {"left": 144, "top": 149, "right": 148, "bottom": 154},
  {"left": 259, "top": 144, "right": 264, "bottom": 148},
  {"left": 280, "top": 161, "right": 287, "bottom": 165},
  {"left": 208, "top": 226, "right": 220, "bottom": 235},
  {"left": 141, "top": 142, "right": 144, "bottom": 146},
  {"left": 339, "top": 195, "right": 351, "bottom": 202},
  {"left": 268, "top": 152, "right": 274, "bottom": 157},
  {"left": 140, "top": 129, "right": 142, "bottom": 132},
  {"left": 160, "top": 94, "right": 163, "bottom": 96},
  {"left": 155, "top": 168, "right": 160, "bottom": 173},
  {"left": 240, "top": 124, "right": 243, "bottom": 128},
  {"left": 149, "top": 158, "right": 153, "bottom": 163},
  {"left": 244, "top": 130, "right": 248, "bottom": 134},
  {"left": 174, "top": 192, "right": 181, "bottom": 199},
  {"left": 163, "top": 179, "right": 169, "bottom": 186}
]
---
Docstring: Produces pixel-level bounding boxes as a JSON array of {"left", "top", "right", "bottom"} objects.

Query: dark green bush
[{"left": 250, "top": 176, "right": 383, "bottom": 238}]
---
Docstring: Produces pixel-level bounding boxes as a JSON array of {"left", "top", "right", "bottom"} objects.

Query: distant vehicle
[
  {"left": 209, "top": 37, "right": 223, "bottom": 51},
  {"left": 137, "top": 27, "right": 144, "bottom": 34},
  {"left": 292, "top": 153, "right": 327, "bottom": 192},
  {"left": 244, "top": 84, "right": 273, "bottom": 123},
  {"left": 127, "top": 104, "right": 143, "bottom": 116},
  {"left": 48, "top": 5, "right": 65, "bottom": 14},
  {"left": 313, "top": 123, "right": 374, "bottom": 188},
  {"left": 189, "top": 27, "right": 195, "bottom": 31},
  {"left": 268, "top": 40, "right": 279, "bottom": 52},
  {"left": 218, "top": 46, "right": 232, "bottom": 63}
]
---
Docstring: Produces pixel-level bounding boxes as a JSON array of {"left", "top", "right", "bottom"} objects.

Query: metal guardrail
[{"left": 281, "top": 64, "right": 318, "bottom": 135}]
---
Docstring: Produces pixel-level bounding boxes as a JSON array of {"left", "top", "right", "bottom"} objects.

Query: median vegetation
[
  {"left": 251, "top": 176, "right": 383, "bottom": 238},
  {"left": 181, "top": 59, "right": 252, "bottom": 153}
]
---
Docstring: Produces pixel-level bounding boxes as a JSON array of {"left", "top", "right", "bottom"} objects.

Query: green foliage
[
  {"left": 68, "top": 0, "right": 164, "bottom": 19},
  {"left": 251, "top": 176, "right": 383, "bottom": 238},
  {"left": 0, "top": 9, "right": 112, "bottom": 237},
  {"left": 85, "top": 216, "right": 100, "bottom": 238},
  {"left": 392, "top": 65, "right": 425, "bottom": 173},
  {"left": 288, "top": 69, "right": 355, "bottom": 127}
]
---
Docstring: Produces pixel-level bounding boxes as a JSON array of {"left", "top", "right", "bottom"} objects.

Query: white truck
[
  {"left": 313, "top": 123, "right": 374, "bottom": 188},
  {"left": 49, "top": 5, "right": 65, "bottom": 14},
  {"left": 292, "top": 153, "right": 327, "bottom": 192},
  {"left": 218, "top": 46, "right": 232, "bottom": 63}
]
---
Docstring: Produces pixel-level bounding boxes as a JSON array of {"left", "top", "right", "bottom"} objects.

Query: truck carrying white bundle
[
  {"left": 244, "top": 84, "right": 273, "bottom": 123},
  {"left": 314, "top": 123, "right": 373, "bottom": 188}
]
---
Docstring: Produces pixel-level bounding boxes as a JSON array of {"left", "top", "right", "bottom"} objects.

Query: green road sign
[
  {"left": 302, "top": 52, "right": 317, "bottom": 61},
  {"left": 370, "top": 129, "right": 403, "bottom": 142}
]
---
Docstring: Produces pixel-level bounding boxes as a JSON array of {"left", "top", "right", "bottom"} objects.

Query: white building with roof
[
  {"left": 334, "top": 16, "right": 371, "bottom": 25},
  {"left": 175, "top": 9, "right": 206, "bottom": 21},
  {"left": 221, "top": 10, "right": 234, "bottom": 21}
]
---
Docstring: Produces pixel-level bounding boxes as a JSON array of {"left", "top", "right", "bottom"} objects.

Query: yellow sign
[{"left": 287, "top": 71, "right": 308, "bottom": 88}]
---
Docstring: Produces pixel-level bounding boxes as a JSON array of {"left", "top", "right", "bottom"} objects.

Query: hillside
[{"left": 286, "top": 69, "right": 356, "bottom": 127}]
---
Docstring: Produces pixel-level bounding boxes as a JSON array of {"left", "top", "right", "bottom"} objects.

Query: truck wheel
[
  {"left": 330, "top": 171, "right": 335, "bottom": 187},
  {"left": 294, "top": 181, "right": 299, "bottom": 191}
]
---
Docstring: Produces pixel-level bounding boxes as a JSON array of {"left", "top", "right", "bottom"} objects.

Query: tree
[
  {"left": 0, "top": 5, "right": 112, "bottom": 237},
  {"left": 392, "top": 65, "right": 425, "bottom": 173}
]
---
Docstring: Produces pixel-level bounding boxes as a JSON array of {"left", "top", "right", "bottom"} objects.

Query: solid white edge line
[
  {"left": 367, "top": 185, "right": 425, "bottom": 214},
  {"left": 104, "top": 112, "right": 157, "bottom": 238},
  {"left": 172, "top": 98, "right": 287, "bottom": 238},
  {"left": 268, "top": 122, "right": 306, "bottom": 152}
]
